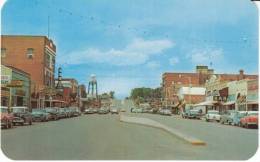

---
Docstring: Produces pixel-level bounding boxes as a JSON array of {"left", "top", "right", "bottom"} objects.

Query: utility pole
[{"left": 48, "top": 15, "right": 50, "bottom": 38}]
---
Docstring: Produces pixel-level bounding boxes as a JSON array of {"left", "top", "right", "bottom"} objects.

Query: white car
[
  {"left": 110, "top": 107, "right": 119, "bottom": 114},
  {"left": 205, "top": 110, "right": 221, "bottom": 122}
]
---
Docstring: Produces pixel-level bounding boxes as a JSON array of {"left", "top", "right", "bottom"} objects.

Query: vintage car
[
  {"left": 182, "top": 109, "right": 202, "bottom": 119},
  {"left": 110, "top": 106, "right": 119, "bottom": 114},
  {"left": 98, "top": 107, "right": 109, "bottom": 114},
  {"left": 84, "top": 108, "right": 95, "bottom": 114},
  {"left": 57, "top": 108, "right": 68, "bottom": 119},
  {"left": 32, "top": 109, "right": 51, "bottom": 122},
  {"left": 1, "top": 106, "right": 14, "bottom": 129},
  {"left": 45, "top": 107, "right": 59, "bottom": 120},
  {"left": 159, "top": 108, "right": 172, "bottom": 116},
  {"left": 220, "top": 110, "right": 237, "bottom": 124},
  {"left": 12, "top": 106, "right": 33, "bottom": 125},
  {"left": 239, "top": 111, "right": 258, "bottom": 128},
  {"left": 64, "top": 107, "right": 74, "bottom": 117},
  {"left": 69, "top": 107, "right": 81, "bottom": 117},
  {"left": 205, "top": 110, "right": 221, "bottom": 122},
  {"left": 219, "top": 110, "right": 247, "bottom": 125},
  {"left": 131, "top": 108, "right": 143, "bottom": 113},
  {"left": 120, "top": 108, "right": 126, "bottom": 112},
  {"left": 92, "top": 108, "right": 99, "bottom": 113}
]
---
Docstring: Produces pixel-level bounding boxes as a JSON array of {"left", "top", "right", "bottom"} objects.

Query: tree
[{"left": 109, "top": 91, "right": 115, "bottom": 99}]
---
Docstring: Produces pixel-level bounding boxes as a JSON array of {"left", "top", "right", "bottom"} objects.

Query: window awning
[
  {"left": 222, "top": 101, "right": 235, "bottom": 106},
  {"left": 193, "top": 100, "right": 217, "bottom": 107}
]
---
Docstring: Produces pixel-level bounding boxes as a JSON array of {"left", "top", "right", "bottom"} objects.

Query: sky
[{"left": 1, "top": 0, "right": 259, "bottom": 98}]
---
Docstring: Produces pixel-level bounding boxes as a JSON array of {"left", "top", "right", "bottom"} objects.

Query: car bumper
[
  {"left": 32, "top": 116, "right": 44, "bottom": 121},
  {"left": 247, "top": 122, "right": 258, "bottom": 125},
  {"left": 13, "top": 117, "right": 24, "bottom": 123}
]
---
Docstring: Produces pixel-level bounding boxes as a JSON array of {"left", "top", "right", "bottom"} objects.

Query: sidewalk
[{"left": 119, "top": 114, "right": 206, "bottom": 145}]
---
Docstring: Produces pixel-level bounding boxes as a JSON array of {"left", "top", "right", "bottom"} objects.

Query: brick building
[
  {"left": 54, "top": 78, "right": 79, "bottom": 106},
  {"left": 162, "top": 65, "right": 258, "bottom": 107},
  {"left": 1, "top": 35, "right": 56, "bottom": 108}
]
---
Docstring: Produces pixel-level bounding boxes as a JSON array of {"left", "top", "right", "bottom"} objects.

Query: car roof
[{"left": 12, "top": 106, "right": 28, "bottom": 109}]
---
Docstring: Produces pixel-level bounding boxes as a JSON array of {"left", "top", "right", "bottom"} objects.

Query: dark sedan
[{"left": 32, "top": 109, "right": 51, "bottom": 122}]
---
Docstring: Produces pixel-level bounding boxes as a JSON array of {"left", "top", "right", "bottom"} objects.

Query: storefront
[
  {"left": 247, "top": 79, "right": 258, "bottom": 111},
  {"left": 1, "top": 65, "right": 12, "bottom": 107},
  {"left": 5, "top": 66, "right": 31, "bottom": 109}
]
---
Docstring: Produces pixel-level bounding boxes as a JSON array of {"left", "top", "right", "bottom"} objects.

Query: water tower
[{"left": 87, "top": 74, "right": 98, "bottom": 98}]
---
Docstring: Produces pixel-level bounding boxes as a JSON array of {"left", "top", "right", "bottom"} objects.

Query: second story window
[
  {"left": 1, "top": 48, "right": 6, "bottom": 57},
  {"left": 27, "top": 48, "right": 34, "bottom": 59}
]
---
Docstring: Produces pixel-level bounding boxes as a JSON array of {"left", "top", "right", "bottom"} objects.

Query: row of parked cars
[
  {"left": 131, "top": 107, "right": 172, "bottom": 116},
  {"left": 1, "top": 106, "right": 82, "bottom": 129},
  {"left": 181, "top": 109, "right": 258, "bottom": 129},
  {"left": 84, "top": 106, "right": 125, "bottom": 115}
]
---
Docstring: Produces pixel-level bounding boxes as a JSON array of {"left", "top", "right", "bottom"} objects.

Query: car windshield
[
  {"left": 248, "top": 112, "right": 258, "bottom": 116},
  {"left": 13, "top": 108, "right": 26, "bottom": 113},
  {"left": 32, "top": 109, "right": 44, "bottom": 113},
  {"left": 0, "top": 108, "right": 8, "bottom": 113},
  {"left": 208, "top": 111, "right": 219, "bottom": 114},
  {"left": 238, "top": 112, "right": 247, "bottom": 118}
]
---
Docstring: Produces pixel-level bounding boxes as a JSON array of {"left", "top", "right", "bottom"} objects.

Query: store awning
[
  {"left": 222, "top": 101, "right": 235, "bottom": 106},
  {"left": 44, "top": 100, "right": 67, "bottom": 103},
  {"left": 247, "top": 100, "right": 258, "bottom": 105},
  {"left": 193, "top": 100, "right": 217, "bottom": 107}
]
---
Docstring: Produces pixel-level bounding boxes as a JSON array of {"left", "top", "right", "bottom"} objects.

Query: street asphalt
[{"left": 1, "top": 99, "right": 258, "bottom": 160}]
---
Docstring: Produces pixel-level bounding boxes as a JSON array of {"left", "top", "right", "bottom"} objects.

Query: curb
[{"left": 119, "top": 114, "right": 206, "bottom": 146}]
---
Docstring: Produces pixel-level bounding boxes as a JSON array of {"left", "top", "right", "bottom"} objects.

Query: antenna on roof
[{"left": 48, "top": 15, "right": 50, "bottom": 38}]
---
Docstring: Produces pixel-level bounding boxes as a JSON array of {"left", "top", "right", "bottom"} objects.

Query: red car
[
  {"left": 239, "top": 111, "right": 258, "bottom": 128},
  {"left": 1, "top": 106, "right": 14, "bottom": 129}
]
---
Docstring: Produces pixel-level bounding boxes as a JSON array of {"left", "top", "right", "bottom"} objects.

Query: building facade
[
  {"left": 162, "top": 65, "right": 258, "bottom": 109},
  {"left": 1, "top": 65, "right": 31, "bottom": 109},
  {"left": 1, "top": 35, "right": 56, "bottom": 108},
  {"left": 54, "top": 78, "right": 79, "bottom": 106}
]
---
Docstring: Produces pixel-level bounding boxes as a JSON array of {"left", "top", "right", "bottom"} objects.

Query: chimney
[{"left": 239, "top": 69, "right": 244, "bottom": 80}]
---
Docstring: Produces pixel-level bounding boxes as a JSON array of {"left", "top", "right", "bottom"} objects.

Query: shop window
[
  {"left": 27, "top": 48, "right": 34, "bottom": 59},
  {"left": 1, "top": 48, "right": 6, "bottom": 57}
]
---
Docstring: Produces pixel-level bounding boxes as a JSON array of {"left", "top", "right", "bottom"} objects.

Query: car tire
[{"left": 9, "top": 121, "right": 13, "bottom": 128}]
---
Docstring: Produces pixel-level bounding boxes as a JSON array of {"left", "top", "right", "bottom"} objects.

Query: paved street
[{"left": 0, "top": 100, "right": 258, "bottom": 160}]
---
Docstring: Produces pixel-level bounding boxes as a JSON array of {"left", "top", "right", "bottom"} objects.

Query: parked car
[
  {"left": 32, "top": 109, "right": 51, "bottom": 122},
  {"left": 182, "top": 109, "right": 202, "bottom": 119},
  {"left": 98, "top": 107, "right": 109, "bottom": 114},
  {"left": 45, "top": 107, "right": 59, "bottom": 120},
  {"left": 69, "top": 107, "right": 81, "bottom": 116},
  {"left": 64, "top": 107, "right": 73, "bottom": 117},
  {"left": 110, "top": 107, "right": 119, "bottom": 114},
  {"left": 57, "top": 108, "right": 67, "bottom": 119},
  {"left": 120, "top": 108, "right": 126, "bottom": 112},
  {"left": 159, "top": 108, "right": 172, "bottom": 116},
  {"left": 220, "top": 110, "right": 236, "bottom": 124},
  {"left": 1, "top": 106, "right": 14, "bottom": 129},
  {"left": 131, "top": 108, "right": 143, "bottom": 113},
  {"left": 239, "top": 111, "right": 258, "bottom": 128},
  {"left": 84, "top": 108, "right": 95, "bottom": 114},
  {"left": 229, "top": 111, "right": 248, "bottom": 126},
  {"left": 93, "top": 108, "right": 99, "bottom": 113},
  {"left": 12, "top": 106, "right": 33, "bottom": 125},
  {"left": 205, "top": 110, "right": 221, "bottom": 122}
]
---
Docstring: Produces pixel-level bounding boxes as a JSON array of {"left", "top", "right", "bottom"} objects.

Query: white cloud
[
  {"left": 169, "top": 57, "right": 179, "bottom": 65},
  {"left": 58, "top": 38, "right": 174, "bottom": 66},
  {"left": 146, "top": 61, "right": 160, "bottom": 69},
  {"left": 186, "top": 48, "right": 224, "bottom": 65}
]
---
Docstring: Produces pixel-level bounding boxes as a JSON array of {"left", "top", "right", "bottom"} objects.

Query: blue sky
[{"left": 1, "top": 0, "right": 258, "bottom": 98}]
